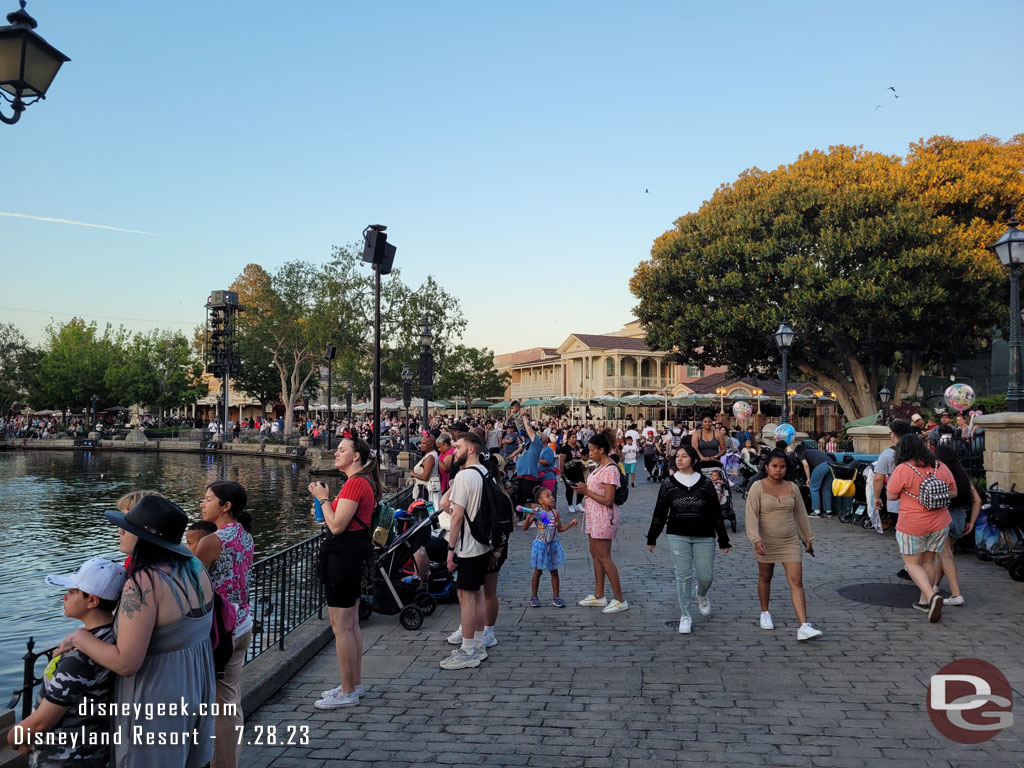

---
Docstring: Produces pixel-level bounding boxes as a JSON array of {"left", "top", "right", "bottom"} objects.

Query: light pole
[
  {"left": 419, "top": 317, "right": 434, "bottom": 435},
  {"left": 0, "top": 1, "right": 70, "bottom": 125},
  {"left": 343, "top": 382, "right": 352, "bottom": 429},
  {"left": 401, "top": 364, "right": 413, "bottom": 450},
  {"left": 715, "top": 386, "right": 727, "bottom": 416},
  {"left": 323, "top": 344, "right": 335, "bottom": 450},
  {"left": 774, "top": 320, "right": 795, "bottom": 424},
  {"left": 988, "top": 214, "right": 1024, "bottom": 412},
  {"left": 362, "top": 224, "right": 397, "bottom": 460},
  {"left": 878, "top": 385, "right": 892, "bottom": 424},
  {"left": 89, "top": 393, "right": 98, "bottom": 426},
  {"left": 752, "top": 387, "right": 763, "bottom": 414}
]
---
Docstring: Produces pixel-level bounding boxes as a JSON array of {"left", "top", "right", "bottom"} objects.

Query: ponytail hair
[
  {"left": 207, "top": 481, "right": 252, "bottom": 533},
  {"left": 344, "top": 436, "right": 382, "bottom": 501},
  {"left": 601, "top": 427, "right": 620, "bottom": 460}
]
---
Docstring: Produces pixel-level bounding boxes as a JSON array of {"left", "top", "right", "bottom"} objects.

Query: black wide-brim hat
[{"left": 105, "top": 495, "right": 192, "bottom": 558}]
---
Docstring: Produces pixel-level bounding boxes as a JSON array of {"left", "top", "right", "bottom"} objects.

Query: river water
[{"left": 0, "top": 449, "right": 323, "bottom": 697}]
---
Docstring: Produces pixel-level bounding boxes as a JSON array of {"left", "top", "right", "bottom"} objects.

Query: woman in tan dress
[{"left": 745, "top": 450, "right": 822, "bottom": 641}]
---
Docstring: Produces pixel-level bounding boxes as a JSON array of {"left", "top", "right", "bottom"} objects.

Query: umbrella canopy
[
  {"left": 471, "top": 399, "right": 492, "bottom": 408},
  {"left": 521, "top": 398, "right": 545, "bottom": 406},
  {"left": 488, "top": 400, "right": 511, "bottom": 410},
  {"left": 621, "top": 394, "right": 663, "bottom": 406}
]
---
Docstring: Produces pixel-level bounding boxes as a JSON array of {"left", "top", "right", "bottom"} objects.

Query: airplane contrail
[{"left": 0, "top": 211, "right": 162, "bottom": 236}]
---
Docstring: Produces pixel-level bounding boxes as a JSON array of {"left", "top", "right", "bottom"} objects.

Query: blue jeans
[
  {"left": 666, "top": 535, "right": 716, "bottom": 618},
  {"left": 809, "top": 462, "right": 833, "bottom": 514}
]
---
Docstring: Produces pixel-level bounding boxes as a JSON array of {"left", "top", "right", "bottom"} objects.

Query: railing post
[
  {"left": 20, "top": 637, "right": 36, "bottom": 719},
  {"left": 277, "top": 557, "right": 286, "bottom": 652}
]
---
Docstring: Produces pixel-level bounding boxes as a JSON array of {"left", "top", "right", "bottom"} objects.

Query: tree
[
  {"left": 434, "top": 345, "right": 510, "bottom": 407},
  {"left": 228, "top": 265, "right": 283, "bottom": 414},
  {"left": 28, "top": 319, "right": 125, "bottom": 418},
  {"left": 0, "top": 322, "right": 34, "bottom": 415},
  {"left": 630, "top": 135, "right": 1024, "bottom": 420}
]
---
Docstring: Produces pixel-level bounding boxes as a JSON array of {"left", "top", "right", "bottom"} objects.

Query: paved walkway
[{"left": 241, "top": 479, "right": 1024, "bottom": 767}]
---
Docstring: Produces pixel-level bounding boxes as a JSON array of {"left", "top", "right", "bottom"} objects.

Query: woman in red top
[
  {"left": 308, "top": 436, "right": 381, "bottom": 709},
  {"left": 886, "top": 434, "right": 955, "bottom": 623}
]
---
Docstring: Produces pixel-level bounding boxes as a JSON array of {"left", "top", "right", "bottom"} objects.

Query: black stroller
[
  {"left": 978, "top": 484, "right": 1024, "bottom": 581},
  {"left": 358, "top": 502, "right": 441, "bottom": 629},
  {"left": 699, "top": 460, "right": 738, "bottom": 533},
  {"left": 830, "top": 460, "right": 874, "bottom": 528}
]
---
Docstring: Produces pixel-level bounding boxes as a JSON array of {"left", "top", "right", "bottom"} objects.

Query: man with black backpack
[{"left": 440, "top": 432, "right": 510, "bottom": 669}]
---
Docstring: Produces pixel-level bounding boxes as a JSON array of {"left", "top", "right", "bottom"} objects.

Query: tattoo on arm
[{"left": 120, "top": 583, "right": 151, "bottom": 619}]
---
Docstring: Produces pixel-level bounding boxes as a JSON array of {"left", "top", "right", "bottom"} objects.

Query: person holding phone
[{"left": 745, "top": 450, "right": 822, "bottom": 641}]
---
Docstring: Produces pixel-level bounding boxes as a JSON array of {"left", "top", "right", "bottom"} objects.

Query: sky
[{"left": 2, "top": 0, "right": 1022, "bottom": 355}]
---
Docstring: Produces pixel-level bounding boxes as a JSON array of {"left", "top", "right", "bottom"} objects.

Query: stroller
[
  {"left": 650, "top": 453, "right": 669, "bottom": 482},
  {"left": 358, "top": 501, "right": 444, "bottom": 629},
  {"left": 830, "top": 460, "right": 875, "bottom": 528},
  {"left": 977, "top": 484, "right": 1024, "bottom": 581},
  {"left": 699, "top": 460, "right": 738, "bottom": 533}
]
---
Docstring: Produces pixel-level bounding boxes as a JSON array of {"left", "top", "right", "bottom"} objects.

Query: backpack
[
  {"left": 210, "top": 592, "right": 238, "bottom": 680},
  {"left": 905, "top": 465, "right": 951, "bottom": 510},
  {"left": 612, "top": 463, "right": 629, "bottom": 506},
  {"left": 669, "top": 428, "right": 682, "bottom": 450},
  {"left": 465, "top": 465, "right": 515, "bottom": 550}
]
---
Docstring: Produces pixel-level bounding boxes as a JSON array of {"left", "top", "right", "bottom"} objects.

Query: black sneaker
[
  {"left": 912, "top": 601, "right": 928, "bottom": 612},
  {"left": 896, "top": 569, "right": 912, "bottom": 581}
]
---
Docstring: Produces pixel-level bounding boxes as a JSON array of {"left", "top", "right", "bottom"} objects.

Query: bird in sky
[
  {"left": 875, "top": 105, "right": 883, "bottom": 110},
  {"left": 888, "top": 86, "right": 900, "bottom": 98},
  {"left": 645, "top": 188, "right": 649, "bottom": 193}
]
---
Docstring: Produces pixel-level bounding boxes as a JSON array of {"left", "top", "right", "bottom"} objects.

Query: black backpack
[
  {"left": 613, "top": 463, "right": 629, "bottom": 506},
  {"left": 465, "top": 465, "right": 515, "bottom": 550}
]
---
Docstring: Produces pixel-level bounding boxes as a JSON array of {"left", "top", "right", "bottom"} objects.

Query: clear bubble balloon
[
  {"left": 774, "top": 423, "right": 796, "bottom": 445},
  {"left": 732, "top": 401, "right": 752, "bottom": 422},
  {"left": 944, "top": 383, "right": 975, "bottom": 413}
]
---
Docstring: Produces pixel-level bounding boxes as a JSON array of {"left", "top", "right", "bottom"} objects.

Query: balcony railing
[
  {"left": 510, "top": 383, "right": 560, "bottom": 398},
  {"left": 603, "top": 376, "right": 664, "bottom": 390}
]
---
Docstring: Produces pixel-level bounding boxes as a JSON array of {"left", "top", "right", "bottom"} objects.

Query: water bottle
[{"left": 313, "top": 498, "right": 325, "bottom": 522}]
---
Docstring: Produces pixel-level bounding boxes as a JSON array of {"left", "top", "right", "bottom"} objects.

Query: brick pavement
[{"left": 241, "top": 478, "right": 1024, "bottom": 767}]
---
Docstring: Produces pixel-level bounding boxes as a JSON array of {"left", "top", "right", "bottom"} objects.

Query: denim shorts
[{"left": 948, "top": 508, "right": 968, "bottom": 539}]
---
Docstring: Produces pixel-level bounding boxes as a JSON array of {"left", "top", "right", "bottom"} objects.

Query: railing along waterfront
[{"left": 7, "top": 483, "right": 418, "bottom": 715}]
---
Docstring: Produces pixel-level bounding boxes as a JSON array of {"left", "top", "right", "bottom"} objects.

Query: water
[{"left": 0, "top": 449, "right": 325, "bottom": 697}]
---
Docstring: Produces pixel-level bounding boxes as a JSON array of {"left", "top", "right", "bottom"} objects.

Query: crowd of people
[{"left": 6, "top": 397, "right": 981, "bottom": 766}]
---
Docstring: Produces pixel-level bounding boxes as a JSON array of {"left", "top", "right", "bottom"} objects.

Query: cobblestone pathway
[{"left": 241, "top": 478, "right": 1024, "bottom": 767}]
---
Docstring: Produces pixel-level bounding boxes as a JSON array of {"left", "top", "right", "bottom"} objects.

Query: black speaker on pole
[{"left": 362, "top": 227, "right": 397, "bottom": 275}]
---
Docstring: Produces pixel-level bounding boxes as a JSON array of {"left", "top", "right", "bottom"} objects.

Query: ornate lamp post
[
  {"left": 322, "top": 344, "right": 335, "bottom": 450},
  {"left": 752, "top": 387, "right": 763, "bottom": 414},
  {"left": 715, "top": 386, "right": 727, "bottom": 415},
  {"left": 401, "top": 363, "right": 413, "bottom": 450},
  {"left": 774, "top": 320, "right": 795, "bottom": 424},
  {"left": 0, "top": 1, "right": 69, "bottom": 125},
  {"left": 878, "top": 385, "right": 892, "bottom": 424},
  {"left": 988, "top": 214, "right": 1024, "bottom": 412},
  {"left": 419, "top": 317, "right": 434, "bottom": 434}
]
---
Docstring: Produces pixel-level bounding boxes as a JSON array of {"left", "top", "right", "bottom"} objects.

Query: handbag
[{"left": 830, "top": 466, "right": 857, "bottom": 498}]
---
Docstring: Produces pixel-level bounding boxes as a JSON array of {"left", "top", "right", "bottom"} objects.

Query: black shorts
[
  {"left": 320, "top": 530, "right": 370, "bottom": 608},
  {"left": 486, "top": 541, "right": 509, "bottom": 575},
  {"left": 455, "top": 552, "right": 490, "bottom": 591},
  {"left": 515, "top": 477, "right": 539, "bottom": 507}
]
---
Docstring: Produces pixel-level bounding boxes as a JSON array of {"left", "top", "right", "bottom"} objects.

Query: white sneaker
[
  {"left": 797, "top": 623, "right": 823, "bottom": 641},
  {"left": 482, "top": 631, "right": 498, "bottom": 647},
  {"left": 578, "top": 595, "right": 608, "bottom": 607},
  {"left": 439, "top": 648, "right": 481, "bottom": 670},
  {"left": 943, "top": 595, "right": 965, "bottom": 606},
  {"left": 760, "top": 611, "right": 774, "bottom": 630},
  {"left": 809, "top": 510, "right": 822, "bottom": 518},
  {"left": 697, "top": 593, "right": 711, "bottom": 617},
  {"left": 475, "top": 646, "right": 488, "bottom": 661},
  {"left": 320, "top": 684, "right": 365, "bottom": 698},
  {"left": 314, "top": 689, "right": 359, "bottom": 709},
  {"left": 601, "top": 599, "right": 629, "bottom": 614},
  {"left": 678, "top": 616, "right": 692, "bottom": 634},
  {"left": 446, "top": 628, "right": 463, "bottom": 645}
]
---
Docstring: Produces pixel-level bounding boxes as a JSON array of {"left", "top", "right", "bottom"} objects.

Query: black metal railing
[
  {"left": 7, "top": 637, "right": 54, "bottom": 719},
  {"left": 953, "top": 434, "right": 986, "bottom": 480}
]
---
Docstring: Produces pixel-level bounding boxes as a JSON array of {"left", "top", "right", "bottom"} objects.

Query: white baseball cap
[{"left": 46, "top": 557, "right": 127, "bottom": 601}]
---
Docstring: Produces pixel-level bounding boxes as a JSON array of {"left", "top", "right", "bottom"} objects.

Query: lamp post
[
  {"left": 401, "top": 364, "right": 413, "bottom": 450},
  {"left": 987, "top": 214, "right": 1024, "bottom": 412},
  {"left": 89, "top": 393, "right": 98, "bottom": 426},
  {"left": 715, "top": 386, "right": 727, "bottom": 415},
  {"left": 323, "top": 344, "right": 336, "bottom": 450},
  {"left": 752, "top": 387, "right": 763, "bottom": 414},
  {"left": 774, "top": 320, "right": 795, "bottom": 424},
  {"left": 878, "top": 385, "right": 892, "bottom": 424},
  {"left": 361, "top": 225, "right": 397, "bottom": 460},
  {"left": 0, "top": 1, "right": 69, "bottom": 125},
  {"left": 419, "top": 317, "right": 434, "bottom": 435}
]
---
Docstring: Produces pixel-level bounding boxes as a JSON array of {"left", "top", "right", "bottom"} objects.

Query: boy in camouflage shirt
[{"left": 7, "top": 558, "right": 126, "bottom": 768}]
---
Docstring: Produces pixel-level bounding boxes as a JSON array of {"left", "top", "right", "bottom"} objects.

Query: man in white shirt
[{"left": 441, "top": 432, "right": 491, "bottom": 670}]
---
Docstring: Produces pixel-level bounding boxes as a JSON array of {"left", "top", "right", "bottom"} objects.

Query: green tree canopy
[
  {"left": 0, "top": 322, "right": 36, "bottom": 415},
  {"left": 27, "top": 319, "right": 125, "bottom": 415},
  {"left": 434, "top": 345, "right": 510, "bottom": 407},
  {"left": 631, "top": 135, "right": 1024, "bottom": 420}
]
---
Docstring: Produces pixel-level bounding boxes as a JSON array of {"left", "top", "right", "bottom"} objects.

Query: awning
[{"left": 845, "top": 411, "right": 881, "bottom": 428}]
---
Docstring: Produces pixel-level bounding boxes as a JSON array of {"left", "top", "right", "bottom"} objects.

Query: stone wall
[{"left": 974, "top": 412, "right": 1024, "bottom": 491}]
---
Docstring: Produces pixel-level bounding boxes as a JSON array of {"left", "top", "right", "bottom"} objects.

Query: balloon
[
  {"left": 943, "top": 383, "right": 975, "bottom": 413},
  {"left": 774, "top": 423, "right": 796, "bottom": 445},
  {"left": 732, "top": 401, "right": 752, "bottom": 422}
]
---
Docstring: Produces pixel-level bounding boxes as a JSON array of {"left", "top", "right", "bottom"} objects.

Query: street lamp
[
  {"left": 774, "top": 320, "right": 795, "bottom": 424},
  {"left": 419, "top": 316, "right": 434, "bottom": 434},
  {"left": 878, "top": 385, "right": 892, "bottom": 425},
  {"left": 751, "top": 387, "right": 763, "bottom": 414},
  {"left": 322, "top": 344, "right": 335, "bottom": 449},
  {"left": 0, "top": 1, "right": 69, "bottom": 125},
  {"left": 362, "top": 224, "right": 397, "bottom": 460},
  {"left": 401, "top": 364, "right": 413, "bottom": 450},
  {"left": 715, "top": 386, "right": 727, "bottom": 415},
  {"left": 988, "top": 214, "right": 1024, "bottom": 412},
  {"left": 89, "top": 393, "right": 98, "bottom": 425}
]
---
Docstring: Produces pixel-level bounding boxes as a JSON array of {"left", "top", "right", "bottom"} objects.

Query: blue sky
[{"left": 2, "top": 0, "right": 1022, "bottom": 354}]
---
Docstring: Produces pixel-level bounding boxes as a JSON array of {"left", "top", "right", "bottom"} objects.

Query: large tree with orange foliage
[{"left": 630, "top": 135, "right": 1024, "bottom": 420}]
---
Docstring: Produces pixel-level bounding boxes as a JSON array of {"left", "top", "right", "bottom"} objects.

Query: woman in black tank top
[{"left": 692, "top": 415, "right": 725, "bottom": 468}]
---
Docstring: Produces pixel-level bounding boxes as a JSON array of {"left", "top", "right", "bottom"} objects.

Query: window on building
[
  {"left": 605, "top": 358, "right": 614, "bottom": 377},
  {"left": 686, "top": 366, "right": 703, "bottom": 378},
  {"left": 641, "top": 360, "right": 650, "bottom": 377}
]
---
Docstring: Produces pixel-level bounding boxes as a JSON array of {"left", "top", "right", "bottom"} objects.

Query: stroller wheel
[
  {"left": 358, "top": 598, "right": 373, "bottom": 621},
  {"left": 415, "top": 591, "right": 438, "bottom": 616},
  {"left": 861, "top": 517, "right": 875, "bottom": 530},
  {"left": 977, "top": 550, "right": 992, "bottom": 562},
  {"left": 1009, "top": 560, "right": 1024, "bottom": 582},
  {"left": 399, "top": 604, "right": 424, "bottom": 630},
  {"left": 838, "top": 508, "right": 854, "bottom": 524}
]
